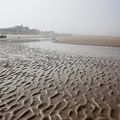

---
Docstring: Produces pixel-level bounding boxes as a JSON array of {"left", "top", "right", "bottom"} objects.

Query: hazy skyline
[{"left": 0, "top": 0, "right": 120, "bottom": 36}]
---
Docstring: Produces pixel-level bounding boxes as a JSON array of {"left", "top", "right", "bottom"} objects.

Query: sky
[{"left": 0, "top": 0, "right": 120, "bottom": 36}]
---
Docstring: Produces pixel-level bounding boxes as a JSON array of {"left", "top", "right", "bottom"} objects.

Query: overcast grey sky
[{"left": 0, "top": 0, "right": 120, "bottom": 35}]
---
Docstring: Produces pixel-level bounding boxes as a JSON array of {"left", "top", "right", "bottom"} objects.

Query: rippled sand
[{"left": 0, "top": 44, "right": 120, "bottom": 120}]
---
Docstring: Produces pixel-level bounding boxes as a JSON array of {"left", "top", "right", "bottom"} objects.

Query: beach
[
  {"left": 56, "top": 36, "right": 120, "bottom": 47},
  {"left": 0, "top": 40, "right": 120, "bottom": 120}
]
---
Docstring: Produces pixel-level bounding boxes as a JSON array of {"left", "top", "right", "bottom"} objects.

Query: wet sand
[
  {"left": 0, "top": 44, "right": 120, "bottom": 120},
  {"left": 56, "top": 36, "right": 120, "bottom": 47}
]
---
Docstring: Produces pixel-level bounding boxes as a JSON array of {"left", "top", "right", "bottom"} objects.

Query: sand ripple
[{"left": 0, "top": 44, "right": 120, "bottom": 120}]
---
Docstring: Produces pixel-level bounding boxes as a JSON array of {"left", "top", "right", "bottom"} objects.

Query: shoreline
[
  {"left": 0, "top": 38, "right": 54, "bottom": 43},
  {"left": 1, "top": 35, "right": 120, "bottom": 47},
  {"left": 1, "top": 40, "right": 120, "bottom": 58}
]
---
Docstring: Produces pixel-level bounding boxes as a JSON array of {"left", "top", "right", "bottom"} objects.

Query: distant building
[
  {"left": 0, "top": 25, "right": 40, "bottom": 35},
  {"left": 0, "top": 25, "right": 71, "bottom": 38}
]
